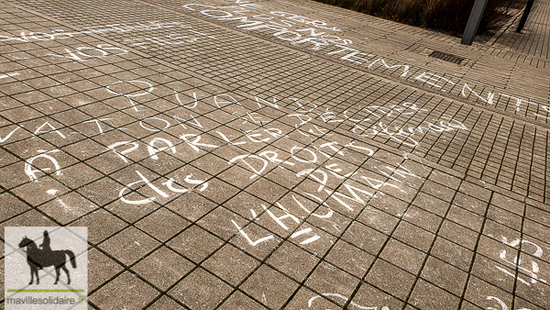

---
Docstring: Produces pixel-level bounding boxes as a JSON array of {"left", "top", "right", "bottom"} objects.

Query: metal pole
[
  {"left": 461, "top": 0, "right": 490, "bottom": 45},
  {"left": 516, "top": 0, "right": 536, "bottom": 33}
]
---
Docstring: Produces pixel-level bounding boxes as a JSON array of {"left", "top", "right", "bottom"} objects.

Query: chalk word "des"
[{"left": 119, "top": 170, "right": 208, "bottom": 205}]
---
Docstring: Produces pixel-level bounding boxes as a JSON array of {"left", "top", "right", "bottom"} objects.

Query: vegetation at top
[{"left": 314, "top": 0, "right": 526, "bottom": 35}]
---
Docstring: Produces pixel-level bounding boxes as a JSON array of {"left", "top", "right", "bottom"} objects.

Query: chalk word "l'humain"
[{"left": 229, "top": 147, "right": 420, "bottom": 246}]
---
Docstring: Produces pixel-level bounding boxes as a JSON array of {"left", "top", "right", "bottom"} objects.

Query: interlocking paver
[
  {"left": 169, "top": 267, "right": 233, "bottom": 309},
  {"left": 89, "top": 271, "right": 160, "bottom": 309}
]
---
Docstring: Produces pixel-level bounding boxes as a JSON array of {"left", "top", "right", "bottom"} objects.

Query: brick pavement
[
  {"left": 493, "top": 0, "right": 550, "bottom": 60},
  {"left": 0, "top": 0, "right": 549, "bottom": 309}
]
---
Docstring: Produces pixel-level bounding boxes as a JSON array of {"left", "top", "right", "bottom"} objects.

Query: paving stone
[
  {"left": 464, "top": 276, "right": 514, "bottom": 310},
  {"left": 412, "top": 191, "right": 450, "bottom": 217},
  {"left": 325, "top": 239, "right": 374, "bottom": 278},
  {"left": 0, "top": 192, "right": 30, "bottom": 222},
  {"left": 165, "top": 191, "right": 217, "bottom": 222},
  {"left": 69, "top": 208, "right": 127, "bottom": 244},
  {"left": 167, "top": 225, "right": 224, "bottom": 264},
  {"left": 147, "top": 295, "right": 187, "bottom": 310},
  {"left": 99, "top": 226, "right": 161, "bottom": 266},
  {"left": 87, "top": 248, "right": 124, "bottom": 291},
  {"left": 357, "top": 205, "right": 400, "bottom": 235},
  {"left": 135, "top": 207, "right": 190, "bottom": 242},
  {"left": 304, "top": 261, "right": 360, "bottom": 306},
  {"left": 352, "top": 282, "right": 405, "bottom": 310},
  {"left": 240, "top": 264, "right": 299, "bottom": 309},
  {"left": 409, "top": 279, "right": 461, "bottom": 310},
  {"left": 202, "top": 243, "right": 259, "bottom": 286},
  {"left": 430, "top": 236, "right": 474, "bottom": 272},
  {"left": 89, "top": 271, "right": 160, "bottom": 309},
  {"left": 380, "top": 238, "right": 427, "bottom": 275},
  {"left": 265, "top": 240, "right": 319, "bottom": 282},
  {"left": 38, "top": 191, "right": 98, "bottom": 224},
  {"left": 341, "top": 221, "right": 388, "bottom": 256},
  {"left": 218, "top": 291, "right": 267, "bottom": 310},
  {"left": 365, "top": 258, "right": 417, "bottom": 301},
  {"left": 132, "top": 246, "right": 194, "bottom": 291},
  {"left": 438, "top": 219, "right": 479, "bottom": 250},
  {"left": 284, "top": 286, "right": 340, "bottom": 310},
  {"left": 169, "top": 267, "right": 233, "bottom": 310},
  {"left": 420, "top": 256, "right": 468, "bottom": 297}
]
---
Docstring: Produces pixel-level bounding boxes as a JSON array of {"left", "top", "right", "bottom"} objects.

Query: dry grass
[{"left": 314, "top": 0, "right": 525, "bottom": 35}]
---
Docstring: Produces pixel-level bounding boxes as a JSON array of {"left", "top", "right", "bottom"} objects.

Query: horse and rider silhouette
[{"left": 18, "top": 230, "right": 77, "bottom": 285}]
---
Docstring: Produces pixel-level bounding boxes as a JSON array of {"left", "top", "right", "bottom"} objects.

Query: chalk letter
[
  {"left": 107, "top": 141, "right": 139, "bottom": 163},
  {"left": 232, "top": 219, "right": 274, "bottom": 246},
  {"left": 147, "top": 137, "right": 176, "bottom": 160},
  {"left": 24, "top": 150, "right": 62, "bottom": 181},
  {"left": 34, "top": 122, "right": 66, "bottom": 139}
]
